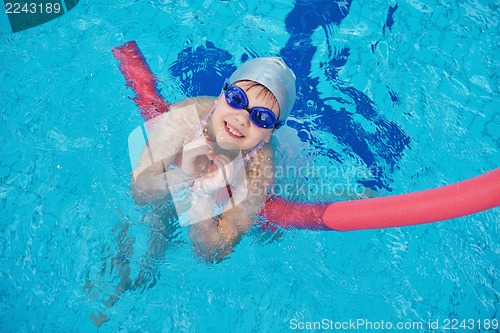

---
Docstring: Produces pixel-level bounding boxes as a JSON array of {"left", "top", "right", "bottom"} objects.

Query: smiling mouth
[{"left": 224, "top": 121, "right": 244, "bottom": 138}]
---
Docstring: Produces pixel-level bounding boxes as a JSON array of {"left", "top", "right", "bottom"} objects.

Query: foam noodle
[
  {"left": 262, "top": 168, "right": 500, "bottom": 230},
  {"left": 114, "top": 40, "right": 500, "bottom": 231},
  {"left": 113, "top": 41, "right": 169, "bottom": 120},
  {"left": 322, "top": 168, "right": 500, "bottom": 231},
  {"left": 259, "top": 198, "right": 330, "bottom": 230}
]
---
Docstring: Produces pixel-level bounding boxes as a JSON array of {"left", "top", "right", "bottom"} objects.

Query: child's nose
[{"left": 233, "top": 110, "right": 251, "bottom": 127}]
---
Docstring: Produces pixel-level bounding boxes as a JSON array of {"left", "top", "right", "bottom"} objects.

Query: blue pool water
[{"left": 1, "top": 0, "right": 498, "bottom": 332}]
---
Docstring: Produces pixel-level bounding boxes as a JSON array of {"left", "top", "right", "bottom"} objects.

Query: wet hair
[{"left": 234, "top": 80, "right": 280, "bottom": 113}]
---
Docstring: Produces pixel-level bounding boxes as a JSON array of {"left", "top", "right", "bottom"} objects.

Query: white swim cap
[{"left": 228, "top": 57, "right": 296, "bottom": 124}]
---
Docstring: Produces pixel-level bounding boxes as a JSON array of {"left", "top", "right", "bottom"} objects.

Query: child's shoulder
[
  {"left": 152, "top": 96, "right": 215, "bottom": 133},
  {"left": 170, "top": 96, "right": 215, "bottom": 117}
]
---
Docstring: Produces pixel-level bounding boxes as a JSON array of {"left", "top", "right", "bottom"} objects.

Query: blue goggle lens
[
  {"left": 225, "top": 87, "right": 248, "bottom": 109},
  {"left": 250, "top": 108, "right": 278, "bottom": 128}
]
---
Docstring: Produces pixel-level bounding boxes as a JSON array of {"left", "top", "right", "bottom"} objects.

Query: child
[{"left": 132, "top": 57, "right": 296, "bottom": 262}]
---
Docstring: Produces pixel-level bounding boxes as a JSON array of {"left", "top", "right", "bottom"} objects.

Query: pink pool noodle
[
  {"left": 262, "top": 168, "right": 500, "bottom": 231},
  {"left": 113, "top": 41, "right": 169, "bottom": 120}
]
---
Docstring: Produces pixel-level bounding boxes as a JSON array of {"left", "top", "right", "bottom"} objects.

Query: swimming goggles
[{"left": 223, "top": 79, "right": 282, "bottom": 129}]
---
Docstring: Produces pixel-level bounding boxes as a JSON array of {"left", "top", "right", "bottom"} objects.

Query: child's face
[{"left": 210, "top": 82, "right": 280, "bottom": 151}]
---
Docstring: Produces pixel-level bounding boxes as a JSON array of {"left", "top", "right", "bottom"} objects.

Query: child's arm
[
  {"left": 189, "top": 144, "right": 274, "bottom": 261},
  {"left": 218, "top": 145, "right": 274, "bottom": 242},
  {"left": 132, "top": 97, "right": 214, "bottom": 204},
  {"left": 131, "top": 111, "right": 188, "bottom": 203}
]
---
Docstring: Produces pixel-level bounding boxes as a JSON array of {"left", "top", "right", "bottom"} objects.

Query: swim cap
[{"left": 229, "top": 57, "right": 296, "bottom": 124}]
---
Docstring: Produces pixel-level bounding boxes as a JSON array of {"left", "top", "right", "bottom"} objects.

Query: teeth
[
  {"left": 229, "top": 127, "right": 242, "bottom": 137},
  {"left": 226, "top": 122, "right": 243, "bottom": 137}
]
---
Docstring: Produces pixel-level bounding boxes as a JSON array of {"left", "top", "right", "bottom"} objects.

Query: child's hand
[
  {"left": 181, "top": 137, "right": 215, "bottom": 178},
  {"left": 197, "top": 153, "right": 235, "bottom": 193}
]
